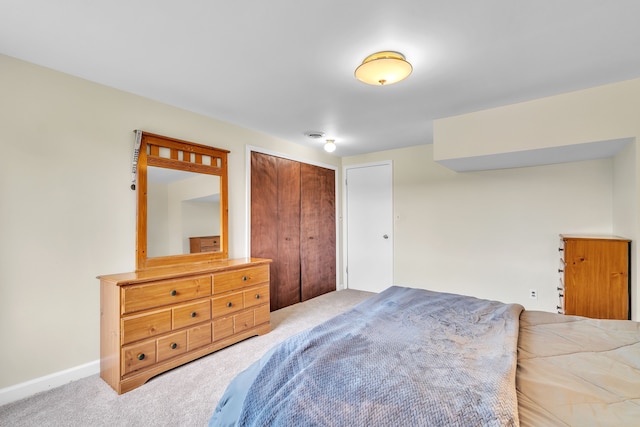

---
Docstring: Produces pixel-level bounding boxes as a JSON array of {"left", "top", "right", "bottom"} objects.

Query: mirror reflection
[{"left": 147, "top": 166, "right": 221, "bottom": 258}]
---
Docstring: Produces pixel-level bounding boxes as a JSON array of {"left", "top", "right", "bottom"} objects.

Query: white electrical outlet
[{"left": 529, "top": 289, "right": 538, "bottom": 299}]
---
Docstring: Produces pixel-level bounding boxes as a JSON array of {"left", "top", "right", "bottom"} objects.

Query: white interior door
[{"left": 345, "top": 162, "right": 393, "bottom": 292}]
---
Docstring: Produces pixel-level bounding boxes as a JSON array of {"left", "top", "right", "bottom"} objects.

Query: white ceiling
[{"left": 2, "top": 1, "right": 640, "bottom": 157}]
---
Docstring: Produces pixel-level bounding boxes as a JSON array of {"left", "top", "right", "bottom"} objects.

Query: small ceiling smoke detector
[{"left": 304, "top": 131, "right": 325, "bottom": 139}]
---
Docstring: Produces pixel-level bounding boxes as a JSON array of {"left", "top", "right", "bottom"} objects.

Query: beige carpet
[{"left": 0, "top": 289, "right": 374, "bottom": 427}]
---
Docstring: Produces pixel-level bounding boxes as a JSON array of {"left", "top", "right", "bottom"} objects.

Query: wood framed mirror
[{"left": 136, "top": 131, "right": 229, "bottom": 270}]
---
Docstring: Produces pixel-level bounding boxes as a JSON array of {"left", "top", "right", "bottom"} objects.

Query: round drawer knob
[
  {"left": 191, "top": 312, "right": 197, "bottom": 318},
  {"left": 255, "top": 294, "right": 261, "bottom": 299},
  {"left": 170, "top": 290, "right": 177, "bottom": 296},
  {"left": 170, "top": 343, "right": 177, "bottom": 349},
  {"left": 227, "top": 302, "right": 233, "bottom": 308},
  {"left": 242, "top": 276, "right": 248, "bottom": 281},
  {"left": 137, "top": 353, "right": 145, "bottom": 361}
]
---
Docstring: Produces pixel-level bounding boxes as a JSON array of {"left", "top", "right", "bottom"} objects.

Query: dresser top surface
[
  {"left": 560, "top": 234, "right": 631, "bottom": 242},
  {"left": 98, "top": 257, "right": 271, "bottom": 285}
]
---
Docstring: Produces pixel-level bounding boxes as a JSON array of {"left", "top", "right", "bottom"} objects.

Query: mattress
[{"left": 517, "top": 310, "right": 640, "bottom": 426}]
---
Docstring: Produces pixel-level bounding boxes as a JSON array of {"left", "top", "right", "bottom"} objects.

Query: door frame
[
  {"left": 245, "top": 145, "right": 340, "bottom": 288},
  {"left": 342, "top": 160, "right": 394, "bottom": 290}
]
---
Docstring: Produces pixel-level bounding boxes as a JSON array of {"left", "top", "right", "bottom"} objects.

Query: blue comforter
[{"left": 210, "top": 286, "right": 524, "bottom": 426}]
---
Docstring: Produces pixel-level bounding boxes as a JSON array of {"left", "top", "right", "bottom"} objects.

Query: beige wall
[
  {"left": 1, "top": 52, "right": 638, "bottom": 393},
  {"left": 0, "top": 54, "right": 339, "bottom": 389},
  {"left": 433, "top": 78, "right": 640, "bottom": 320},
  {"left": 344, "top": 146, "right": 621, "bottom": 313},
  {"left": 433, "top": 78, "right": 640, "bottom": 161}
]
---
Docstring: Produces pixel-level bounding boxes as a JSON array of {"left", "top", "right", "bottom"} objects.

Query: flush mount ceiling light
[
  {"left": 355, "top": 51, "right": 412, "bottom": 86},
  {"left": 324, "top": 139, "right": 336, "bottom": 153}
]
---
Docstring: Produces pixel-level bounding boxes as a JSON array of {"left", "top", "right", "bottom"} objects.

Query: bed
[{"left": 209, "top": 286, "right": 640, "bottom": 426}]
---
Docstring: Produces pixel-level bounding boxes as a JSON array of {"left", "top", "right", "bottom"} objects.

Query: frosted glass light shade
[
  {"left": 324, "top": 140, "right": 336, "bottom": 152},
  {"left": 355, "top": 51, "right": 412, "bottom": 86}
]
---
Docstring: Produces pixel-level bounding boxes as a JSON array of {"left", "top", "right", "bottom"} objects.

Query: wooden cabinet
[
  {"left": 189, "top": 235, "right": 220, "bottom": 253},
  {"left": 558, "top": 235, "right": 630, "bottom": 320},
  {"left": 250, "top": 152, "right": 336, "bottom": 311},
  {"left": 99, "top": 258, "right": 271, "bottom": 394}
]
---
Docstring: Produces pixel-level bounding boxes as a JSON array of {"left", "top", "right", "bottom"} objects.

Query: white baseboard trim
[{"left": 0, "top": 360, "right": 100, "bottom": 406}]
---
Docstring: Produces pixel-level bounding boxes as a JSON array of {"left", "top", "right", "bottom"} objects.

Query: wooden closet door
[
  {"left": 274, "top": 157, "right": 301, "bottom": 309},
  {"left": 300, "top": 163, "right": 336, "bottom": 301},
  {"left": 251, "top": 152, "right": 277, "bottom": 298},
  {"left": 251, "top": 152, "right": 301, "bottom": 311}
]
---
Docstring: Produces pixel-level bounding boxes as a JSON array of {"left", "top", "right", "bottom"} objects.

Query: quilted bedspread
[{"left": 210, "top": 286, "right": 524, "bottom": 426}]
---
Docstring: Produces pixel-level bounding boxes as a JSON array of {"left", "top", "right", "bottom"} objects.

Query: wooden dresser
[
  {"left": 98, "top": 258, "right": 271, "bottom": 394},
  {"left": 558, "top": 235, "right": 630, "bottom": 320},
  {"left": 189, "top": 235, "right": 220, "bottom": 253}
]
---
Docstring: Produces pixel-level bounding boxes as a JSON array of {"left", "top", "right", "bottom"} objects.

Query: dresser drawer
[
  {"left": 122, "top": 340, "right": 156, "bottom": 375},
  {"left": 157, "top": 331, "right": 187, "bottom": 362},
  {"left": 173, "top": 300, "right": 211, "bottom": 330},
  {"left": 244, "top": 285, "right": 269, "bottom": 309},
  {"left": 198, "top": 237, "right": 219, "bottom": 252},
  {"left": 213, "top": 304, "right": 270, "bottom": 342},
  {"left": 214, "top": 266, "right": 269, "bottom": 293},
  {"left": 213, "top": 316, "right": 234, "bottom": 341},
  {"left": 212, "top": 292, "right": 244, "bottom": 317},
  {"left": 189, "top": 236, "right": 220, "bottom": 253},
  {"left": 234, "top": 310, "right": 255, "bottom": 333},
  {"left": 254, "top": 303, "right": 270, "bottom": 326},
  {"left": 122, "top": 275, "right": 212, "bottom": 314},
  {"left": 122, "top": 310, "right": 172, "bottom": 345},
  {"left": 188, "top": 322, "right": 212, "bottom": 350}
]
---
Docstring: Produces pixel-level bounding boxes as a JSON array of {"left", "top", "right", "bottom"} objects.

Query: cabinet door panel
[{"left": 563, "top": 237, "right": 629, "bottom": 320}]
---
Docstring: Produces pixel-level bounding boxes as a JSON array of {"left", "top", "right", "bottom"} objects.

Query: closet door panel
[
  {"left": 250, "top": 153, "right": 279, "bottom": 310},
  {"left": 300, "top": 163, "right": 336, "bottom": 301},
  {"left": 251, "top": 152, "right": 277, "bottom": 257},
  {"left": 275, "top": 158, "right": 302, "bottom": 310},
  {"left": 251, "top": 152, "right": 337, "bottom": 310}
]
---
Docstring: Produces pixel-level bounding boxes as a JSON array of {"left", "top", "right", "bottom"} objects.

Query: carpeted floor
[{"left": 0, "top": 289, "right": 374, "bottom": 427}]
